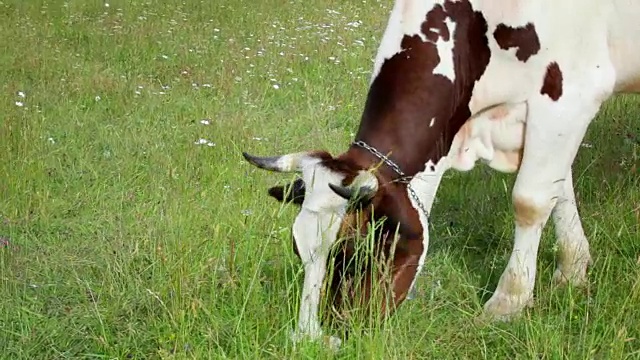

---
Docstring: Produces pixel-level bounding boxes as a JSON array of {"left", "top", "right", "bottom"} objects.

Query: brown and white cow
[{"left": 243, "top": 0, "right": 640, "bottom": 349}]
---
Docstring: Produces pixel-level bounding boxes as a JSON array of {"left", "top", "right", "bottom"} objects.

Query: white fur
[
  {"left": 371, "top": 0, "right": 448, "bottom": 82},
  {"left": 448, "top": 103, "right": 527, "bottom": 173},
  {"left": 475, "top": 0, "right": 625, "bottom": 318},
  {"left": 486, "top": 57, "right": 616, "bottom": 316},
  {"left": 432, "top": 17, "right": 457, "bottom": 82},
  {"left": 274, "top": 152, "right": 324, "bottom": 172},
  {"left": 550, "top": 170, "right": 592, "bottom": 285},
  {"left": 289, "top": 163, "right": 348, "bottom": 346},
  {"left": 406, "top": 158, "right": 449, "bottom": 295}
]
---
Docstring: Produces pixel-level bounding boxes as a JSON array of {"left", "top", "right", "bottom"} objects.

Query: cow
[{"left": 242, "top": 0, "right": 640, "bottom": 349}]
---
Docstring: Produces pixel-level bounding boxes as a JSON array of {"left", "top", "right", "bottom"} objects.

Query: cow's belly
[
  {"left": 608, "top": 1, "right": 640, "bottom": 93},
  {"left": 447, "top": 102, "right": 527, "bottom": 173},
  {"left": 611, "top": 36, "right": 640, "bottom": 93}
]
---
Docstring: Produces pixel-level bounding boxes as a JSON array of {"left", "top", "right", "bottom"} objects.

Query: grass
[{"left": 0, "top": 0, "right": 639, "bottom": 358}]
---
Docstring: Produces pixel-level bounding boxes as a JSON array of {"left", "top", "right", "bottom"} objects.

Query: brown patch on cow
[
  {"left": 338, "top": 208, "right": 371, "bottom": 239},
  {"left": 324, "top": 165, "right": 425, "bottom": 324},
  {"left": 320, "top": 153, "right": 361, "bottom": 185},
  {"left": 329, "top": 239, "right": 423, "bottom": 323},
  {"left": 354, "top": 0, "right": 491, "bottom": 175},
  {"left": 421, "top": 4, "right": 450, "bottom": 42},
  {"left": 386, "top": 249, "right": 422, "bottom": 306},
  {"left": 513, "top": 195, "right": 546, "bottom": 227},
  {"left": 540, "top": 62, "right": 563, "bottom": 101},
  {"left": 493, "top": 23, "right": 540, "bottom": 62}
]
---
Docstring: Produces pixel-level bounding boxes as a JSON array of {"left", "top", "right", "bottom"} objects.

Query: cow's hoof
[
  {"left": 482, "top": 291, "right": 533, "bottom": 321},
  {"left": 324, "top": 335, "right": 342, "bottom": 351},
  {"left": 552, "top": 264, "right": 589, "bottom": 287},
  {"left": 554, "top": 245, "right": 592, "bottom": 287},
  {"left": 406, "top": 285, "right": 418, "bottom": 300},
  {"left": 290, "top": 330, "right": 341, "bottom": 352},
  {"left": 290, "top": 329, "right": 320, "bottom": 346}
]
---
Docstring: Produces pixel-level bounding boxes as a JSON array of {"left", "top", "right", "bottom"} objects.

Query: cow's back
[{"left": 465, "top": 0, "right": 640, "bottom": 112}]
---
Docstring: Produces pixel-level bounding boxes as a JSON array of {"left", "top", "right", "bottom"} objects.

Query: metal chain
[
  {"left": 352, "top": 140, "right": 430, "bottom": 219},
  {"left": 352, "top": 140, "right": 406, "bottom": 177},
  {"left": 407, "top": 184, "right": 430, "bottom": 220}
]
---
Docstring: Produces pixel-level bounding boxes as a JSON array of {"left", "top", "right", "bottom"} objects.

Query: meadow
[{"left": 1, "top": 0, "right": 639, "bottom": 358}]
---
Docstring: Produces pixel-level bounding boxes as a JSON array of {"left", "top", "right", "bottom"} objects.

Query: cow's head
[
  {"left": 243, "top": 149, "right": 423, "bottom": 322},
  {"left": 242, "top": 149, "right": 380, "bottom": 255}
]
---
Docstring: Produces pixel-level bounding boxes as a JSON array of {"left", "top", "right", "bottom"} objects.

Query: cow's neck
[{"left": 346, "top": 0, "right": 491, "bottom": 180}]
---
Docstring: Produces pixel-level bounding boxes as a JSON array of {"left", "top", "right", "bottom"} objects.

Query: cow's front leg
[
  {"left": 290, "top": 211, "right": 342, "bottom": 350},
  {"left": 291, "top": 257, "right": 341, "bottom": 350},
  {"left": 293, "top": 257, "right": 326, "bottom": 339},
  {"left": 551, "top": 169, "right": 592, "bottom": 286},
  {"left": 483, "top": 66, "right": 612, "bottom": 319}
]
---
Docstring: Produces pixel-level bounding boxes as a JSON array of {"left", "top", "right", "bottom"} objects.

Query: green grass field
[{"left": 1, "top": 0, "right": 639, "bottom": 358}]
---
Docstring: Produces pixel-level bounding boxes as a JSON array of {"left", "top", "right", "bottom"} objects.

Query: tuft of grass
[{"left": 1, "top": 0, "right": 638, "bottom": 358}]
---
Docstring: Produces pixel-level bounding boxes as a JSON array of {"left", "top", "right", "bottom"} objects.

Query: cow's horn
[
  {"left": 329, "top": 170, "right": 378, "bottom": 202},
  {"left": 242, "top": 151, "right": 318, "bottom": 172}
]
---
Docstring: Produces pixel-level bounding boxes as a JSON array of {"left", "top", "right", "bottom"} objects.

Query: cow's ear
[
  {"left": 268, "top": 178, "right": 305, "bottom": 205},
  {"left": 329, "top": 170, "right": 378, "bottom": 210}
]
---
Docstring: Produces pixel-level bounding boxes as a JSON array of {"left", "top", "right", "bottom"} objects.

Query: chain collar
[
  {"left": 352, "top": 140, "right": 408, "bottom": 181},
  {"left": 351, "top": 140, "right": 430, "bottom": 219}
]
